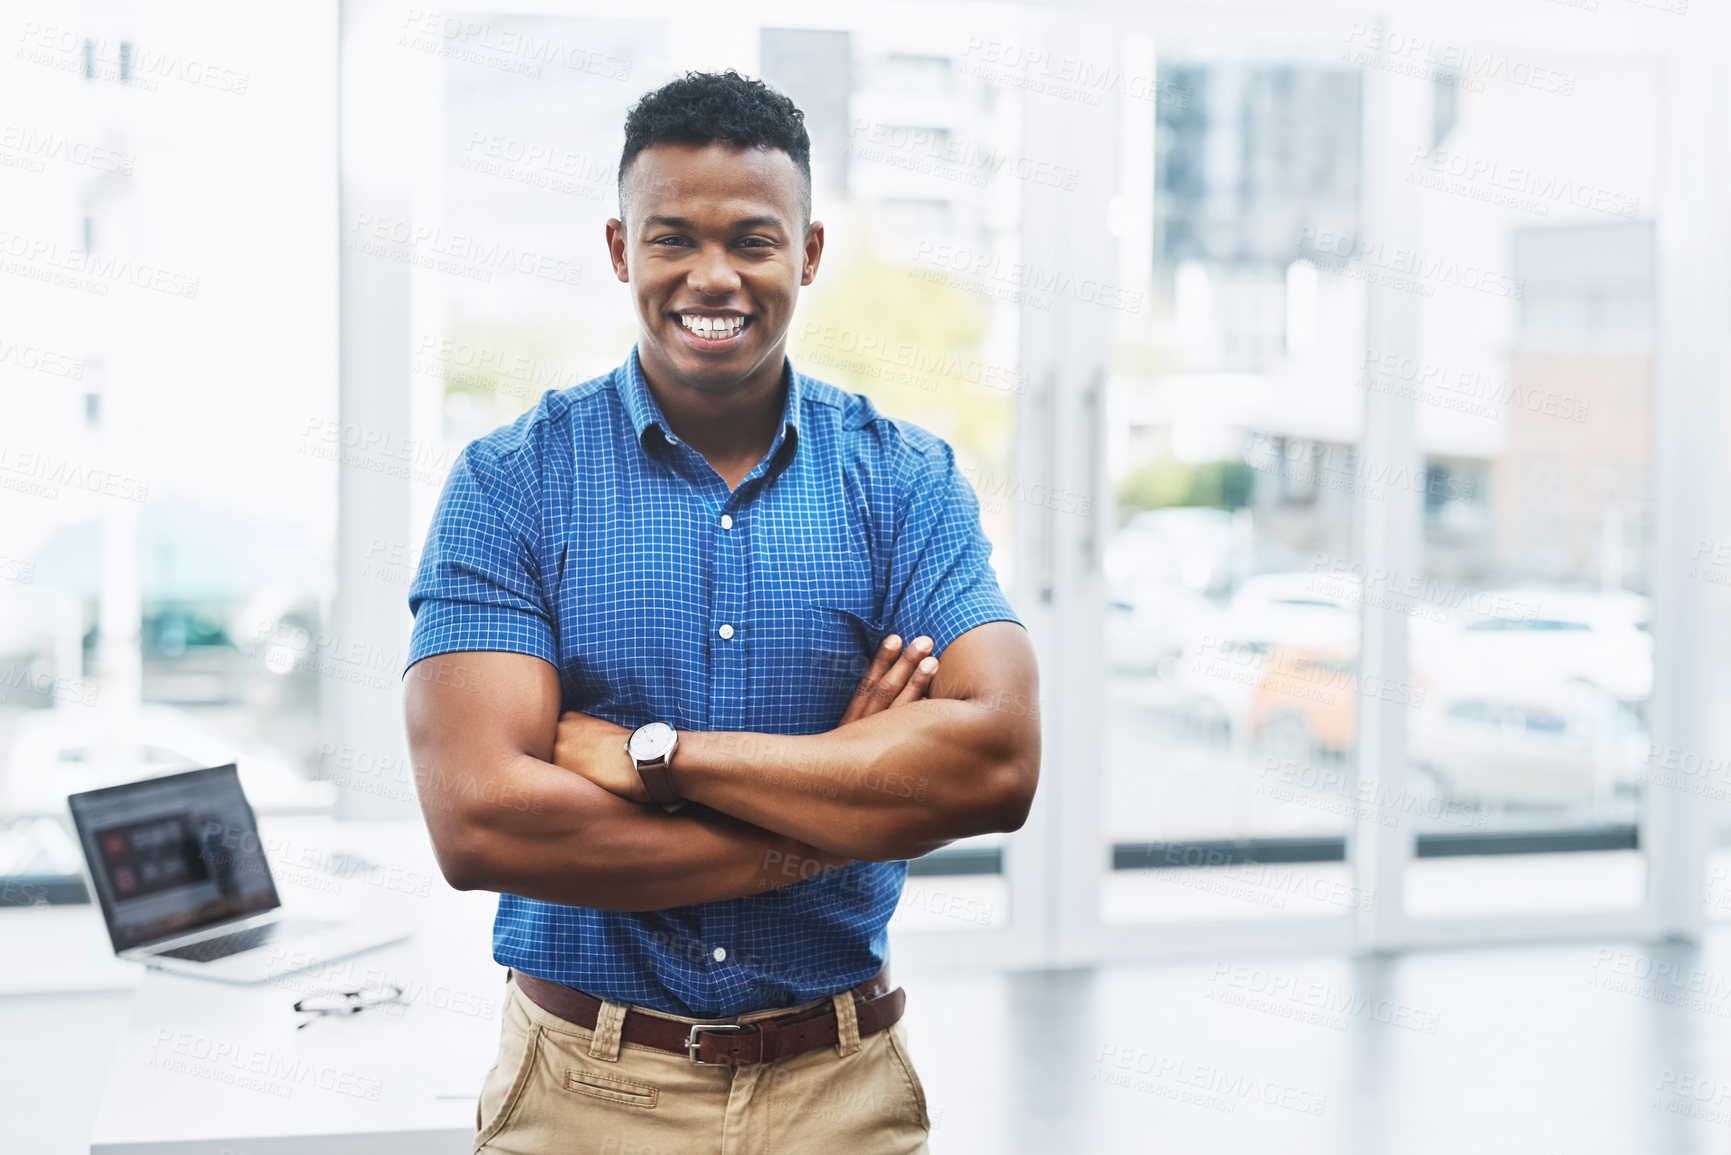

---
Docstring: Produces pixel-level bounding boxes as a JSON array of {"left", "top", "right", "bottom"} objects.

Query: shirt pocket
[{"left": 803, "top": 602, "right": 887, "bottom": 706}]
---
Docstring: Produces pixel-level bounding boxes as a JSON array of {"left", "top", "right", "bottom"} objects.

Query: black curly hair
[{"left": 618, "top": 69, "right": 812, "bottom": 227}]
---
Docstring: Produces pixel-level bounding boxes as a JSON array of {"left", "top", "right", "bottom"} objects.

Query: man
[{"left": 403, "top": 69, "right": 1040, "bottom": 1154}]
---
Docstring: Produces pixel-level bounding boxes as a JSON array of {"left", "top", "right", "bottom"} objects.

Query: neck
[{"left": 637, "top": 345, "right": 789, "bottom": 489}]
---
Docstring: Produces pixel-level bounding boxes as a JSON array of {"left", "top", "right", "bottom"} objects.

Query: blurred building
[
  {"left": 766, "top": 29, "right": 1010, "bottom": 260},
  {"left": 1110, "top": 60, "right": 1366, "bottom": 570},
  {"left": 1156, "top": 61, "right": 1361, "bottom": 372},
  {"left": 1493, "top": 221, "right": 1654, "bottom": 590},
  {"left": 758, "top": 29, "right": 852, "bottom": 198}
]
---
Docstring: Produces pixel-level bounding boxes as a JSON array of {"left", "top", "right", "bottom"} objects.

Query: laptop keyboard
[{"left": 154, "top": 919, "right": 333, "bottom": 963}]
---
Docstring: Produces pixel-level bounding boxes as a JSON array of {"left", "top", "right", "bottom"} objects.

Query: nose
[{"left": 687, "top": 241, "right": 741, "bottom": 298}]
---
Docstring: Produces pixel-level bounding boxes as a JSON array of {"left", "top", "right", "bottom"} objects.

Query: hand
[
  {"left": 552, "top": 712, "right": 647, "bottom": 803},
  {"left": 839, "top": 634, "right": 938, "bottom": 725}
]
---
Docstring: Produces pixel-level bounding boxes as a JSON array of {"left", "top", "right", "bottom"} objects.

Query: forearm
[
  {"left": 676, "top": 694, "right": 1037, "bottom": 861},
  {"left": 422, "top": 751, "right": 850, "bottom": 911}
]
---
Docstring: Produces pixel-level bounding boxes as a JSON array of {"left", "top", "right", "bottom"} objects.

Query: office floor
[
  {"left": 6, "top": 930, "right": 1730, "bottom": 1154},
  {"left": 901, "top": 930, "right": 1731, "bottom": 1155}
]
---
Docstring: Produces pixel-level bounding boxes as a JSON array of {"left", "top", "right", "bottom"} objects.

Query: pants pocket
[
  {"left": 883, "top": 1023, "right": 932, "bottom": 1132},
  {"left": 474, "top": 1001, "right": 543, "bottom": 1150},
  {"left": 565, "top": 1067, "right": 660, "bottom": 1109}
]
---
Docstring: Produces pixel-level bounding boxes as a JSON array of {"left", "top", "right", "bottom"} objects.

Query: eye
[
  {"left": 652, "top": 235, "right": 692, "bottom": 247},
  {"left": 737, "top": 237, "right": 773, "bottom": 248}
]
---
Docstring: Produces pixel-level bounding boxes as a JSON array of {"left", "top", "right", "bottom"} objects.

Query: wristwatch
[{"left": 626, "top": 721, "right": 684, "bottom": 811}]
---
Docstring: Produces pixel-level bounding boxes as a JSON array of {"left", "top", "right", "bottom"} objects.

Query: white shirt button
[
  {"left": 664, "top": 430, "right": 679, "bottom": 445},
  {"left": 712, "top": 947, "right": 727, "bottom": 962},
  {"left": 720, "top": 514, "right": 734, "bottom": 530},
  {"left": 718, "top": 624, "right": 735, "bottom": 640}
]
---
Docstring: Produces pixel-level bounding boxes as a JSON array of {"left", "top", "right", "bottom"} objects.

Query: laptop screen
[{"left": 68, "top": 765, "right": 281, "bottom": 953}]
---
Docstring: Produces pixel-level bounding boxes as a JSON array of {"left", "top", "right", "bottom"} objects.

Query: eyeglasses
[{"left": 293, "top": 984, "right": 406, "bottom": 1029}]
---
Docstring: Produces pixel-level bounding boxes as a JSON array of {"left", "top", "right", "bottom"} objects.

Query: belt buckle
[{"left": 685, "top": 1022, "right": 743, "bottom": 1066}]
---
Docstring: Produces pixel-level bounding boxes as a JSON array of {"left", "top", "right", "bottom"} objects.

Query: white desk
[
  {"left": 88, "top": 821, "right": 507, "bottom": 1155},
  {"left": 0, "top": 904, "right": 144, "bottom": 995}
]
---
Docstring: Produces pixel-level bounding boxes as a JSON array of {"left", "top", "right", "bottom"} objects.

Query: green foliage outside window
[{"left": 1117, "top": 459, "right": 1253, "bottom": 522}]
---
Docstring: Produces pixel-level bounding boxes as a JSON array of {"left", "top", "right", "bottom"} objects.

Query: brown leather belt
[{"left": 512, "top": 965, "right": 904, "bottom": 1067}]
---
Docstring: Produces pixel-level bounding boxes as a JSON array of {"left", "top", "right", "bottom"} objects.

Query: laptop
[{"left": 68, "top": 764, "right": 410, "bottom": 983}]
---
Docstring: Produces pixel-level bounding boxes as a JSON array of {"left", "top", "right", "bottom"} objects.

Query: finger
[
  {"left": 859, "top": 634, "right": 903, "bottom": 687},
  {"left": 891, "top": 655, "right": 938, "bottom": 707},
  {"left": 842, "top": 635, "right": 904, "bottom": 724},
  {"left": 862, "top": 635, "right": 931, "bottom": 714}
]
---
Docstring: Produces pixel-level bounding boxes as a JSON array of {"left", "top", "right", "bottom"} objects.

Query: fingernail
[
  {"left": 884, "top": 635, "right": 902, "bottom": 650},
  {"left": 913, "top": 636, "right": 932, "bottom": 651},
  {"left": 919, "top": 657, "right": 937, "bottom": 674}
]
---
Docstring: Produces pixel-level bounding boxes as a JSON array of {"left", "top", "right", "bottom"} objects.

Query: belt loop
[
  {"left": 588, "top": 999, "right": 628, "bottom": 1062},
  {"left": 831, "top": 991, "right": 861, "bottom": 1058}
]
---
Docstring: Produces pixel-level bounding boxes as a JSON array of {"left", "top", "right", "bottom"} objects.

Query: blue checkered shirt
[{"left": 406, "top": 346, "right": 1020, "bottom": 1017}]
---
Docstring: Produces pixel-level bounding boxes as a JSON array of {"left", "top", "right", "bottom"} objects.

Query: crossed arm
[{"left": 403, "top": 622, "right": 1040, "bottom": 912}]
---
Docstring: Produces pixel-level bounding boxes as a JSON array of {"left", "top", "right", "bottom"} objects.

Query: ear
[
  {"left": 605, "top": 218, "right": 630, "bottom": 283},
  {"left": 801, "top": 221, "right": 825, "bottom": 286}
]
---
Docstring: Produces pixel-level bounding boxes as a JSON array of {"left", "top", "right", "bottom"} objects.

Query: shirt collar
[{"left": 618, "top": 344, "right": 803, "bottom": 466}]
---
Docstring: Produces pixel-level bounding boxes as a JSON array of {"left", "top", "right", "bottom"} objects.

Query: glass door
[
  {"left": 1097, "top": 47, "right": 1370, "bottom": 932},
  {"left": 1387, "top": 55, "right": 1661, "bottom": 924},
  {"left": 1035, "top": 5, "right": 1709, "bottom": 962}
]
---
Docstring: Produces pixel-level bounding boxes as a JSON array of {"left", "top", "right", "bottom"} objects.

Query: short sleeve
[
  {"left": 405, "top": 446, "right": 556, "bottom": 672},
  {"left": 882, "top": 438, "right": 1022, "bottom": 656}
]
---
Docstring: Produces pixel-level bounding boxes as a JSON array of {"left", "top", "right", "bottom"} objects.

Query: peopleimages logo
[
  {"left": 0, "top": 124, "right": 135, "bottom": 175},
  {"left": 398, "top": 10, "right": 633, "bottom": 81},
  {"left": 0, "top": 229, "right": 200, "bottom": 300},
  {"left": 848, "top": 119, "right": 1081, "bottom": 191},
  {"left": 1358, "top": 347, "right": 1590, "bottom": 423},
  {"left": 797, "top": 321, "right": 1030, "bottom": 396},
  {"left": 0, "top": 335, "right": 85, "bottom": 380},
  {"left": 1308, "top": 552, "right": 1541, "bottom": 622},
  {"left": 1408, "top": 146, "right": 1641, "bottom": 220},
  {"left": 346, "top": 215, "right": 582, "bottom": 287},
  {"left": 1297, "top": 227, "right": 1524, "bottom": 300},
  {"left": 1093, "top": 1042, "right": 1329, "bottom": 1115},
  {"left": 14, "top": 23, "right": 252, "bottom": 95},
  {"left": 960, "top": 38, "right": 1191, "bottom": 108},
  {"left": 1207, "top": 962, "right": 1443, "bottom": 1034},
  {"left": 911, "top": 241, "right": 1144, "bottom": 313},
  {"left": 1243, "top": 432, "right": 1477, "bottom": 503},
  {"left": 0, "top": 446, "right": 150, "bottom": 503},
  {"left": 959, "top": 464, "right": 1092, "bottom": 517},
  {"left": 1342, "top": 24, "right": 1577, "bottom": 97},
  {"left": 0, "top": 665, "right": 99, "bottom": 707}
]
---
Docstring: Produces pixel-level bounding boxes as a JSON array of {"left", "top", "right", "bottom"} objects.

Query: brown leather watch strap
[
  {"left": 635, "top": 753, "right": 681, "bottom": 807},
  {"left": 512, "top": 966, "right": 903, "bottom": 1066}
]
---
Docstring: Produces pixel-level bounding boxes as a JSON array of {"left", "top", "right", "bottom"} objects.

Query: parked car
[
  {"left": 1104, "top": 508, "right": 1243, "bottom": 676},
  {"left": 1105, "top": 507, "right": 1241, "bottom": 599},
  {"left": 1175, "top": 572, "right": 1360, "bottom": 738},
  {"left": 1246, "top": 645, "right": 1362, "bottom": 759},
  {"left": 1413, "top": 587, "right": 1652, "bottom": 703},
  {"left": 1106, "top": 584, "right": 1220, "bottom": 677},
  {"left": 1410, "top": 679, "right": 1647, "bottom": 808}
]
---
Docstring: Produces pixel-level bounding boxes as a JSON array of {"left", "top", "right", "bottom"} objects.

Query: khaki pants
[{"left": 474, "top": 973, "right": 933, "bottom": 1155}]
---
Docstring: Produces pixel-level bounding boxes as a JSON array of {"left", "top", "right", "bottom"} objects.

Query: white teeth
[{"left": 681, "top": 314, "right": 744, "bottom": 338}]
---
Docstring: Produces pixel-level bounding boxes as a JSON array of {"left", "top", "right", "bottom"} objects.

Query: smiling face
[{"left": 607, "top": 142, "right": 822, "bottom": 397}]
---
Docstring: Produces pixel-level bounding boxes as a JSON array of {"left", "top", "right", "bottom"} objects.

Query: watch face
[{"left": 629, "top": 721, "right": 676, "bottom": 761}]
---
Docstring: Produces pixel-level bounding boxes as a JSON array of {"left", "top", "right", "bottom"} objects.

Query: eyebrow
[{"left": 642, "top": 215, "right": 785, "bottom": 232}]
